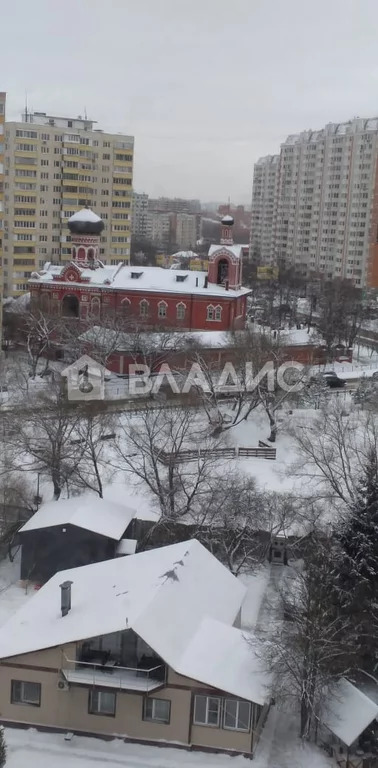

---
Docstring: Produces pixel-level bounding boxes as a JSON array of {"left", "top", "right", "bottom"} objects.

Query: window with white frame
[
  {"left": 140, "top": 299, "right": 149, "bottom": 318},
  {"left": 143, "top": 697, "right": 170, "bottom": 723},
  {"left": 223, "top": 699, "right": 251, "bottom": 731},
  {"left": 214, "top": 305, "right": 222, "bottom": 321},
  {"left": 176, "top": 302, "right": 186, "bottom": 320},
  {"left": 88, "top": 689, "right": 116, "bottom": 717},
  {"left": 194, "top": 695, "right": 221, "bottom": 726},
  {"left": 206, "top": 304, "right": 215, "bottom": 321},
  {"left": 90, "top": 297, "right": 101, "bottom": 318},
  {"left": 11, "top": 680, "right": 41, "bottom": 707},
  {"left": 158, "top": 301, "right": 167, "bottom": 319},
  {"left": 121, "top": 297, "right": 131, "bottom": 314}
]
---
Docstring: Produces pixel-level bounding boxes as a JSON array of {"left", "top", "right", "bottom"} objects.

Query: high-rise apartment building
[
  {"left": 250, "top": 156, "right": 279, "bottom": 266},
  {"left": 174, "top": 213, "right": 198, "bottom": 250},
  {"left": 148, "top": 197, "right": 201, "bottom": 214},
  {"left": 250, "top": 117, "right": 378, "bottom": 288},
  {"left": 0, "top": 93, "right": 5, "bottom": 347},
  {"left": 131, "top": 192, "right": 149, "bottom": 238},
  {"left": 3, "top": 110, "right": 134, "bottom": 296}
]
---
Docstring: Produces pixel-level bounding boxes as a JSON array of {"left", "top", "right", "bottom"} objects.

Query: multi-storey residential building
[
  {"left": 0, "top": 93, "right": 5, "bottom": 344},
  {"left": 174, "top": 212, "right": 198, "bottom": 250},
  {"left": 145, "top": 211, "right": 172, "bottom": 249},
  {"left": 148, "top": 197, "right": 200, "bottom": 214},
  {"left": 250, "top": 156, "right": 279, "bottom": 265},
  {"left": 250, "top": 117, "right": 378, "bottom": 288},
  {"left": 131, "top": 192, "right": 149, "bottom": 238},
  {"left": 3, "top": 110, "right": 134, "bottom": 296}
]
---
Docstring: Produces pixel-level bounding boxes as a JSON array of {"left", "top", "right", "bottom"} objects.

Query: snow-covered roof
[
  {"left": 30, "top": 264, "right": 250, "bottom": 298},
  {"left": 322, "top": 678, "right": 378, "bottom": 746},
  {"left": 208, "top": 244, "right": 243, "bottom": 260},
  {"left": 68, "top": 208, "right": 102, "bottom": 224},
  {"left": 18, "top": 494, "right": 136, "bottom": 542},
  {"left": 221, "top": 215, "right": 234, "bottom": 224},
  {"left": 171, "top": 250, "right": 199, "bottom": 260},
  {"left": 0, "top": 540, "right": 267, "bottom": 703}
]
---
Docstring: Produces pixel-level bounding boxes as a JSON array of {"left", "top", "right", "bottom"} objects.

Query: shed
[{"left": 18, "top": 494, "right": 137, "bottom": 583}]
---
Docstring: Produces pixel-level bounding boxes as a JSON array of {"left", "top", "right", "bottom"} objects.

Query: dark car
[{"left": 310, "top": 371, "right": 346, "bottom": 388}]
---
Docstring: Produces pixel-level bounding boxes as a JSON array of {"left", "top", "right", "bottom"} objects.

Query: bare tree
[
  {"left": 113, "top": 404, "right": 222, "bottom": 520},
  {"left": 288, "top": 402, "right": 378, "bottom": 508},
  {"left": 261, "top": 535, "right": 351, "bottom": 739},
  {"left": 69, "top": 403, "right": 118, "bottom": 498}
]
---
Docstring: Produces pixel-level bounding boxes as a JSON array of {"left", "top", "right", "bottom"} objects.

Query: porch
[{"left": 62, "top": 658, "right": 166, "bottom": 693}]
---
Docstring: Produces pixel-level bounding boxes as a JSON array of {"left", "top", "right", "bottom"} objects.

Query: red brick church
[{"left": 29, "top": 209, "right": 251, "bottom": 332}]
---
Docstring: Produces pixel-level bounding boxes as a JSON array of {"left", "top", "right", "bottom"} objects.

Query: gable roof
[
  {"left": 18, "top": 494, "right": 136, "bottom": 542},
  {"left": 208, "top": 244, "right": 243, "bottom": 260},
  {"left": 322, "top": 678, "right": 378, "bottom": 746}
]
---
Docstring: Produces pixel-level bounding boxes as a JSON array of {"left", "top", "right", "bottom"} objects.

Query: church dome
[
  {"left": 68, "top": 207, "right": 104, "bottom": 235},
  {"left": 221, "top": 214, "right": 234, "bottom": 226}
]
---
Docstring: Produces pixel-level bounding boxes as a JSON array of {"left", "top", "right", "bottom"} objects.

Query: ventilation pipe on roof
[
  {"left": 195, "top": 277, "right": 198, "bottom": 287},
  {"left": 60, "top": 580, "right": 73, "bottom": 617},
  {"left": 204, "top": 276, "right": 208, "bottom": 288},
  {"left": 225, "top": 280, "right": 229, "bottom": 291}
]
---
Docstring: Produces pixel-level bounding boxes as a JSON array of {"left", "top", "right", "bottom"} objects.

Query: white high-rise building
[{"left": 250, "top": 117, "right": 378, "bottom": 288}]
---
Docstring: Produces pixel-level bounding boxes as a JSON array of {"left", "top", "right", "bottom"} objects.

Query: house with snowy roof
[
  {"left": 18, "top": 494, "right": 139, "bottom": 583},
  {"left": 0, "top": 539, "right": 269, "bottom": 757}
]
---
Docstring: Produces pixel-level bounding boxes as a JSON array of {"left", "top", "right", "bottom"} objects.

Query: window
[
  {"left": 88, "top": 689, "right": 116, "bottom": 717},
  {"left": 194, "top": 695, "right": 220, "bottom": 726},
  {"left": 206, "top": 305, "right": 215, "bottom": 321},
  {"left": 143, "top": 697, "right": 170, "bottom": 723},
  {"left": 11, "top": 680, "right": 41, "bottom": 707},
  {"left": 223, "top": 700, "right": 251, "bottom": 731},
  {"left": 140, "top": 299, "right": 149, "bottom": 317},
  {"left": 176, "top": 302, "right": 186, "bottom": 320},
  {"left": 158, "top": 301, "right": 167, "bottom": 318},
  {"left": 214, "top": 305, "right": 222, "bottom": 321}
]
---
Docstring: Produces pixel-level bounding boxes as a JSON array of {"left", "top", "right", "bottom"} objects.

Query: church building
[{"left": 29, "top": 209, "right": 251, "bottom": 332}]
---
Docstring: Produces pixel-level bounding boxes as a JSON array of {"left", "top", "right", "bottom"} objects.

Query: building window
[
  {"left": 158, "top": 301, "right": 167, "bottom": 318},
  {"left": 88, "top": 689, "right": 116, "bottom": 717},
  {"left": 121, "top": 298, "right": 131, "bottom": 314},
  {"left": 140, "top": 299, "right": 149, "bottom": 318},
  {"left": 214, "top": 305, "right": 222, "bottom": 321},
  {"left": 194, "top": 695, "right": 221, "bottom": 727},
  {"left": 90, "top": 297, "right": 101, "bottom": 318},
  {"left": 11, "top": 680, "right": 41, "bottom": 707},
  {"left": 143, "top": 697, "right": 170, "bottom": 724},
  {"left": 223, "top": 699, "right": 251, "bottom": 732},
  {"left": 176, "top": 302, "right": 186, "bottom": 320},
  {"left": 206, "top": 305, "right": 215, "bottom": 321}
]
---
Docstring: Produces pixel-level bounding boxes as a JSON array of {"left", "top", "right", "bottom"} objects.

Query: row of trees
[{"left": 267, "top": 405, "right": 378, "bottom": 738}]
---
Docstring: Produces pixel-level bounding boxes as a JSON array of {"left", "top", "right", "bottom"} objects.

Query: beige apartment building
[
  {"left": 3, "top": 110, "right": 133, "bottom": 296},
  {"left": 250, "top": 117, "right": 378, "bottom": 289}
]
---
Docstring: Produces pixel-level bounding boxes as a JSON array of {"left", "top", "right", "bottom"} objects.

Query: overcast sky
[{"left": 2, "top": 0, "right": 378, "bottom": 204}]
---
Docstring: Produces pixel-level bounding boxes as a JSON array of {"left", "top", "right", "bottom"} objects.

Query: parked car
[{"left": 310, "top": 371, "right": 346, "bottom": 388}]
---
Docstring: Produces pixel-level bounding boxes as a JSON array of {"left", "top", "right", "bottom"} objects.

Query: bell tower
[{"left": 67, "top": 207, "right": 104, "bottom": 269}]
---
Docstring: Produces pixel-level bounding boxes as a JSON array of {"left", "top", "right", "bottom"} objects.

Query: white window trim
[
  {"left": 223, "top": 699, "right": 251, "bottom": 732},
  {"left": 140, "top": 299, "right": 149, "bottom": 317},
  {"left": 206, "top": 304, "right": 215, "bottom": 321},
  {"left": 158, "top": 300, "right": 168, "bottom": 318},
  {"left": 176, "top": 301, "right": 186, "bottom": 319},
  {"left": 193, "top": 695, "right": 221, "bottom": 727}
]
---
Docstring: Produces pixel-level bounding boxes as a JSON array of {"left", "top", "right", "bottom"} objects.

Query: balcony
[{"left": 62, "top": 657, "right": 166, "bottom": 692}]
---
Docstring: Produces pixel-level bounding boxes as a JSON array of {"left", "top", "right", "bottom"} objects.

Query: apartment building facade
[
  {"left": 3, "top": 111, "right": 133, "bottom": 296},
  {"left": 131, "top": 192, "right": 149, "bottom": 238},
  {"left": 250, "top": 118, "right": 378, "bottom": 288},
  {"left": 0, "top": 93, "right": 5, "bottom": 343}
]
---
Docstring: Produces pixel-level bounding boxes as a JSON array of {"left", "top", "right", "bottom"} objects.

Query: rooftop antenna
[
  {"left": 24, "top": 90, "right": 28, "bottom": 123},
  {"left": 84, "top": 106, "right": 88, "bottom": 120},
  {"left": 227, "top": 195, "right": 231, "bottom": 213}
]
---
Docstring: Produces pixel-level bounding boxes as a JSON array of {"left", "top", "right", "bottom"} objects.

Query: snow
[
  {"left": 0, "top": 554, "right": 35, "bottom": 629},
  {"left": 208, "top": 244, "right": 243, "bottom": 259},
  {"left": 68, "top": 208, "right": 102, "bottom": 224},
  {"left": 32, "top": 263, "right": 250, "bottom": 298},
  {"left": 5, "top": 728, "right": 253, "bottom": 768},
  {"left": 178, "top": 618, "right": 268, "bottom": 705},
  {"left": 0, "top": 540, "right": 257, "bottom": 704},
  {"left": 116, "top": 538, "right": 137, "bottom": 555},
  {"left": 171, "top": 250, "right": 199, "bottom": 259},
  {"left": 19, "top": 494, "right": 137, "bottom": 542},
  {"left": 322, "top": 678, "right": 378, "bottom": 746}
]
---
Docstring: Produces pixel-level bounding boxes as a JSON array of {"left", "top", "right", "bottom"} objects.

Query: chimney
[
  {"left": 60, "top": 580, "right": 73, "bottom": 617},
  {"left": 225, "top": 279, "right": 229, "bottom": 291},
  {"left": 204, "top": 276, "right": 208, "bottom": 288},
  {"left": 195, "top": 277, "right": 198, "bottom": 287}
]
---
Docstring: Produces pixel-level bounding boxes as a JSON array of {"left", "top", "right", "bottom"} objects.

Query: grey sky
[{"left": 2, "top": 0, "right": 378, "bottom": 203}]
